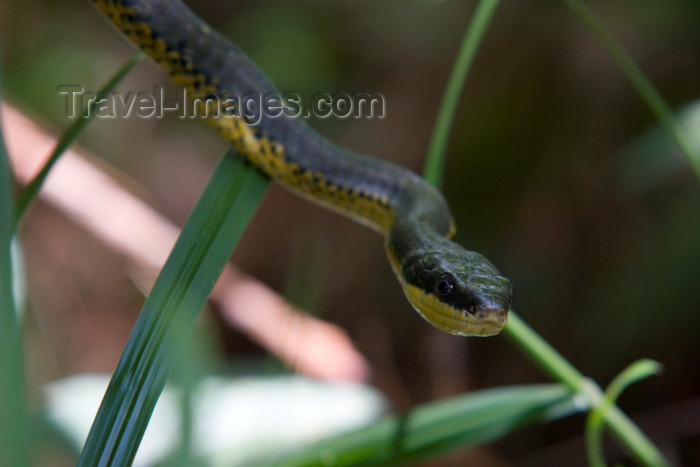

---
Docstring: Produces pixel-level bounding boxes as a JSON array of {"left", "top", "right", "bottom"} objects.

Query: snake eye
[{"left": 434, "top": 274, "right": 455, "bottom": 299}]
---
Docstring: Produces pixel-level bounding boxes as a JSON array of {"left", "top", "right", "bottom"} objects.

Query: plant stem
[
  {"left": 563, "top": 0, "right": 700, "bottom": 178},
  {"left": 15, "top": 51, "right": 143, "bottom": 222},
  {"left": 423, "top": 0, "right": 502, "bottom": 187},
  {"left": 504, "top": 312, "right": 668, "bottom": 466},
  {"left": 503, "top": 312, "right": 585, "bottom": 391}
]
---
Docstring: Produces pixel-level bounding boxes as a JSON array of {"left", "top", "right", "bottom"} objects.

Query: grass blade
[
  {"left": 0, "top": 81, "right": 30, "bottom": 466},
  {"left": 505, "top": 312, "right": 669, "bottom": 466},
  {"left": 504, "top": 312, "right": 585, "bottom": 391},
  {"left": 423, "top": 0, "right": 502, "bottom": 187},
  {"left": 563, "top": 0, "right": 700, "bottom": 178},
  {"left": 15, "top": 51, "right": 144, "bottom": 222},
  {"left": 279, "top": 383, "right": 582, "bottom": 466},
  {"left": 77, "top": 150, "right": 268, "bottom": 466},
  {"left": 585, "top": 359, "right": 663, "bottom": 467}
]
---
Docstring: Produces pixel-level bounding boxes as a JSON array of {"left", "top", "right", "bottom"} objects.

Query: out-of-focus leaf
[
  {"left": 616, "top": 100, "right": 700, "bottom": 196},
  {"left": 0, "top": 73, "right": 29, "bottom": 466},
  {"left": 279, "top": 383, "right": 583, "bottom": 466}
]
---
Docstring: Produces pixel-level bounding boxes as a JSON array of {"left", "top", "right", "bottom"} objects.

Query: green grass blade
[
  {"left": 15, "top": 51, "right": 144, "bottom": 222},
  {"left": 563, "top": 0, "right": 700, "bottom": 178},
  {"left": 585, "top": 359, "right": 663, "bottom": 467},
  {"left": 603, "top": 360, "right": 663, "bottom": 406},
  {"left": 279, "top": 383, "right": 581, "bottom": 466},
  {"left": 423, "top": 0, "right": 502, "bottom": 187},
  {"left": 0, "top": 81, "right": 30, "bottom": 466},
  {"left": 504, "top": 311, "right": 586, "bottom": 391},
  {"left": 504, "top": 312, "right": 669, "bottom": 466},
  {"left": 77, "top": 151, "right": 268, "bottom": 466}
]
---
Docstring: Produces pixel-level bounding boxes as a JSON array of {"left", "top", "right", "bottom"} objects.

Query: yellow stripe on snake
[{"left": 93, "top": 0, "right": 513, "bottom": 336}]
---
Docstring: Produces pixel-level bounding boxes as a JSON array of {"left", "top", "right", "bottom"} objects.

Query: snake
[{"left": 92, "top": 0, "right": 514, "bottom": 336}]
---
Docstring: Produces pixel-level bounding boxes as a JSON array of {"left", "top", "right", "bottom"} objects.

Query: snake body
[{"left": 93, "top": 0, "right": 513, "bottom": 336}]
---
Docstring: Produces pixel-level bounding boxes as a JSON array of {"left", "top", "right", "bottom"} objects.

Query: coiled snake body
[{"left": 93, "top": 0, "right": 513, "bottom": 336}]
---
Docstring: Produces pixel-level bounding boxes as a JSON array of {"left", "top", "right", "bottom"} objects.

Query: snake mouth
[
  {"left": 401, "top": 282, "right": 508, "bottom": 336},
  {"left": 469, "top": 305, "right": 508, "bottom": 332}
]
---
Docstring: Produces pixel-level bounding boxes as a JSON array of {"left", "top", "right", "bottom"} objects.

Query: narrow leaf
[
  {"left": 564, "top": 0, "right": 700, "bottom": 178},
  {"left": 279, "top": 383, "right": 582, "bottom": 466},
  {"left": 15, "top": 51, "right": 144, "bottom": 221},
  {"left": 585, "top": 359, "right": 663, "bottom": 467},
  {"left": 0, "top": 75, "right": 30, "bottom": 466},
  {"left": 423, "top": 0, "right": 502, "bottom": 187},
  {"left": 78, "top": 151, "right": 268, "bottom": 466}
]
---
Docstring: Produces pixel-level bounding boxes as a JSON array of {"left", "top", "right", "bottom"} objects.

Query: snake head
[{"left": 397, "top": 245, "right": 513, "bottom": 336}]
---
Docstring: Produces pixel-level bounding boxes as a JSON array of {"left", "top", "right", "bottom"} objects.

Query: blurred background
[{"left": 1, "top": 0, "right": 699, "bottom": 464}]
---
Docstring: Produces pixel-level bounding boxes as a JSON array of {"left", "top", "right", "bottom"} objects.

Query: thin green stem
[
  {"left": 423, "top": 0, "right": 502, "bottom": 187},
  {"left": 503, "top": 312, "right": 585, "bottom": 391},
  {"left": 504, "top": 312, "right": 667, "bottom": 466},
  {"left": 602, "top": 404, "right": 668, "bottom": 466},
  {"left": 15, "top": 51, "right": 144, "bottom": 222},
  {"left": 563, "top": 0, "right": 700, "bottom": 178},
  {"left": 586, "top": 360, "right": 663, "bottom": 466}
]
